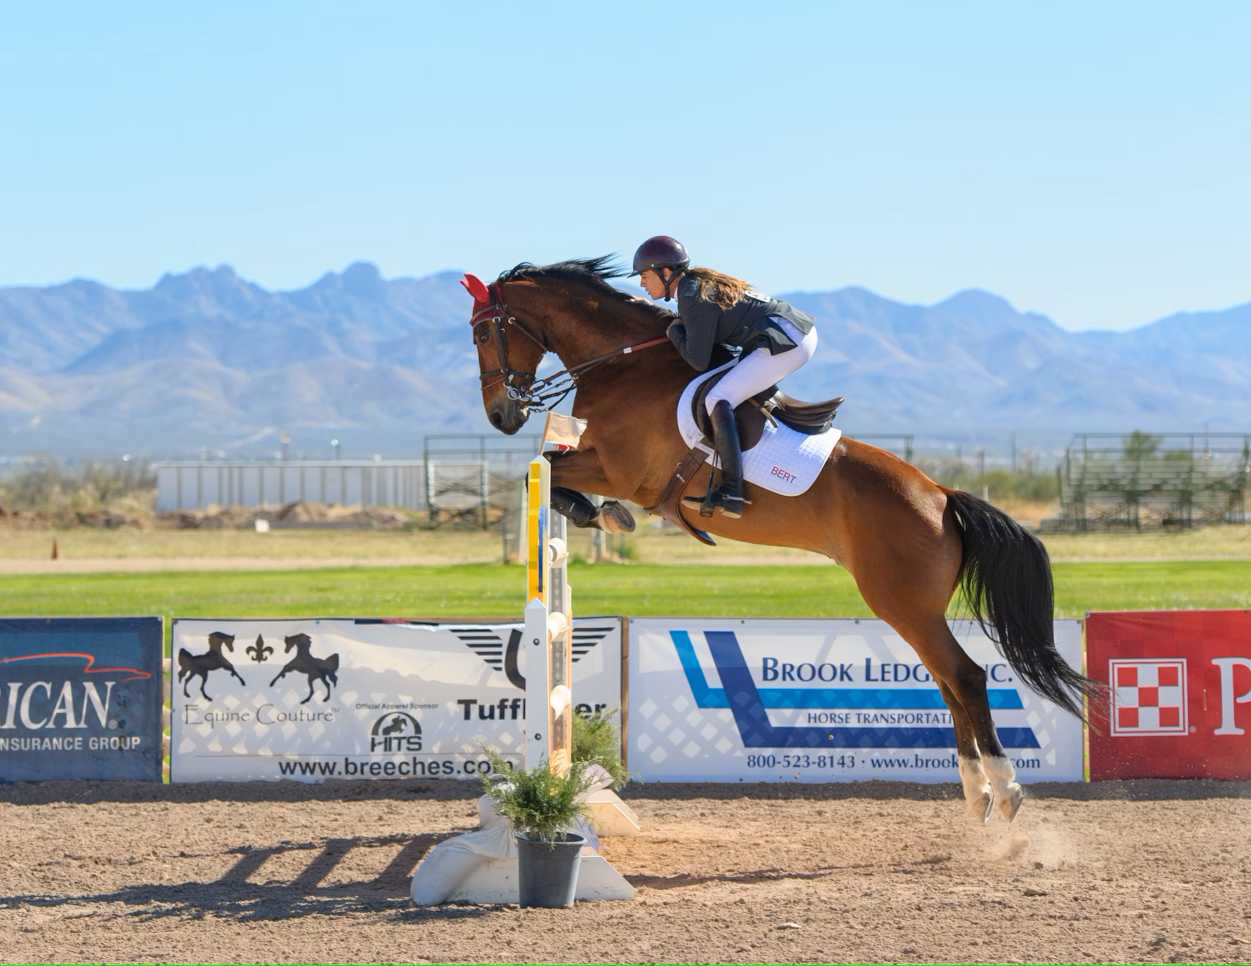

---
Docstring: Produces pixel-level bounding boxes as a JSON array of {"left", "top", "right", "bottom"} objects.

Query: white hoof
[
  {"left": 958, "top": 757, "right": 992, "bottom": 822},
  {"left": 997, "top": 783, "right": 1025, "bottom": 823},
  {"left": 972, "top": 787, "right": 994, "bottom": 823}
]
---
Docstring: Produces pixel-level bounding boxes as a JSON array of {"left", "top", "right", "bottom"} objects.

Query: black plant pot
[{"left": 515, "top": 831, "right": 585, "bottom": 908}]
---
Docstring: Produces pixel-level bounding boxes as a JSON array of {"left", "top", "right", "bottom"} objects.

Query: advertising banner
[
  {"left": 1087, "top": 610, "right": 1251, "bottom": 780},
  {"left": 0, "top": 617, "right": 163, "bottom": 781},
  {"left": 628, "top": 617, "right": 1084, "bottom": 783},
  {"left": 170, "top": 617, "right": 621, "bottom": 782}
]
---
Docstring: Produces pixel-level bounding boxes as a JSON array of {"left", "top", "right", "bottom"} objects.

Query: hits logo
[{"left": 370, "top": 712, "right": 423, "bottom": 752}]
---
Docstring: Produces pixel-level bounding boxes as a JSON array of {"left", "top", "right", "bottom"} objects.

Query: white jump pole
[{"left": 524, "top": 455, "right": 575, "bottom": 775}]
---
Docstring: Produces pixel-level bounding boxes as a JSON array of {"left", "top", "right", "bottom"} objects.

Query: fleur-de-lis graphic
[{"left": 247, "top": 634, "right": 273, "bottom": 664}]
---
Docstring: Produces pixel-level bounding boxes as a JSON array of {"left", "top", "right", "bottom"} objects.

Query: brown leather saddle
[
  {"left": 645, "top": 372, "right": 845, "bottom": 545},
  {"left": 690, "top": 369, "right": 845, "bottom": 449}
]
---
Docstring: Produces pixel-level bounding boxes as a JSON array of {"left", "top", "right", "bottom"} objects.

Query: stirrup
[{"left": 682, "top": 489, "right": 750, "bottom": 520}]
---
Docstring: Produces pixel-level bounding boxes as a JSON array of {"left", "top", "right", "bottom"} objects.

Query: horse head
[
  {"left": 462, "top": 271, "right": 547, "bottom": 435},
  {"left": 463, "top": 257, "right": 666, "bottom": 436},
  {"left": 208, "top": 631, "right": 235, "bottom": 652},
  {"left": 284, "top": 633, "right": 312, "bottom": 654}
]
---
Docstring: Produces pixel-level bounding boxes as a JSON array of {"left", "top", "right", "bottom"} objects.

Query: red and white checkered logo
[{"left": 1109, "top": 659, "right": 1188, "bottom": 736}]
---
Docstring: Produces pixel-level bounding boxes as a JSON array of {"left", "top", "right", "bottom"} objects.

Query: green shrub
[
  {"left": 572, "top": 710, "right": 628, "bottom": 788},
  {"left": 482, "top": 751, "right": 591, "bottom": 844}
]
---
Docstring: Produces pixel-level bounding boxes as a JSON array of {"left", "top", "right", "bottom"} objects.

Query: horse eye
[{"left": 477, "top": 332, "right": 489, "bottom": 344}]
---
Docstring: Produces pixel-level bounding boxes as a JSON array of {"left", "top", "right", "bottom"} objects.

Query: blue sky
[{"left": 3, "top": 1, "right": 1248, "bottom": 330}]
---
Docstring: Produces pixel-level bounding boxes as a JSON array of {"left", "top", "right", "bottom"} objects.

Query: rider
[{"left": 631, "top": 235, "right": 818, "bottom": 519}]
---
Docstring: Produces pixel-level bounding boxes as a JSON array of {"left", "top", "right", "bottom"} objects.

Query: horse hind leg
[
  {"left": 301, "top": 677, "right": 315, "bottom": 705},
  {"left": 946, "top": 649, "right": 1024, "bottom": 822},
  {"left": 939, "top": 681, "right": 993, "bottom": 822},
  {"left": 872, "top": 605, "right": 1023, "bottom": 823},
  {"left": 198, "top": 672, "right": 211, "bottom": 702}
]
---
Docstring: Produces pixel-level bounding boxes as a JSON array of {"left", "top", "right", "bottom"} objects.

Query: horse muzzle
[{"left": 488, "top": 397, "right": 529, "bottom": 435}]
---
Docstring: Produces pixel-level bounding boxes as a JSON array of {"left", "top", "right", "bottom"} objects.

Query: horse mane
[{"left": 496, "top": 257, "right": 675, "bottom": 333}]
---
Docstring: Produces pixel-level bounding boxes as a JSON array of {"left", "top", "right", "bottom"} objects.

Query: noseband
[{"left": 470, "top": 285, "right": 669, "bottom": 413}]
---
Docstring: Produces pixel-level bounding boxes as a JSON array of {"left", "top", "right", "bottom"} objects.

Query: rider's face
[{"left": 639, "top": 269, "right": 669, "bottom": 299}]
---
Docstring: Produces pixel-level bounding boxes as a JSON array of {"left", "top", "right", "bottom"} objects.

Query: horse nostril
[{"left": 490, "top": 411, "right": 503, "bottom": 429}]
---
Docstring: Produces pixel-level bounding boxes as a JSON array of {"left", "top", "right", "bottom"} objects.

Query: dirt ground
[{"left": 1, "top": 780, "right": 1247, "bottom": 965}]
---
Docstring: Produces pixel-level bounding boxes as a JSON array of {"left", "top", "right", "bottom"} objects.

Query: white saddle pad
[{"left": 676, "top": 362, "right": 842, "bottom": 498}]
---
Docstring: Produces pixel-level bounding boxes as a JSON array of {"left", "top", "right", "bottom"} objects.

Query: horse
[
  {"left": 269, "top": 633, "right": 339, "bottom": 704},
  {"left": 177, "top": 631, "right": 246, "bottom": 701},
  {"left": 462, "top": 257, "right": 1099, "bottom": 823}
]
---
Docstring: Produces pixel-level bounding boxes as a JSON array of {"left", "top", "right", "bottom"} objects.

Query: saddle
[
  {"left": 646, "top": 372, "right": 846, "bottom": 545},
  {"left": 689, "top": 371, "right": 845, "bottom": 449}
]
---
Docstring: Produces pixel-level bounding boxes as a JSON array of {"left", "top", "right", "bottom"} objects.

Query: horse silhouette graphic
[
  {"left": 177, "top": 631, "right": 247, "bottom": 701},
  {"left": 268, "top": 633, "right": 339, "bottom": 704}
]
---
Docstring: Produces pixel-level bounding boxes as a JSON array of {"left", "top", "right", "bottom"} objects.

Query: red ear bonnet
[{"left": 460, "top": 273, "right": 491, "bottom": 306}]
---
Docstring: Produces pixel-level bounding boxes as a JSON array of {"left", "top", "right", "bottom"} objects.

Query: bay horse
[{"left": 463, "top": 257, "right": 1097, "bottom": 823}]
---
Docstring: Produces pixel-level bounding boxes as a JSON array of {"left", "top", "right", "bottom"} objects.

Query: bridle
[{"left": 470, "top": 285, "right": 668, "bottom": 412}]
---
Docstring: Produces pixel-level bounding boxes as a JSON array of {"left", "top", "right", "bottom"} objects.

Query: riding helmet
[{"left": 630, "top": 235, "right": 690, "bottom": 276}]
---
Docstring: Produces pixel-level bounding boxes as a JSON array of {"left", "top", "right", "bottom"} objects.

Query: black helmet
[{"left": 630, "top": 235, "right": 690, "bottom": 276}]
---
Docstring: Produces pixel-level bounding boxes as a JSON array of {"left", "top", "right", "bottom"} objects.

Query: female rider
[{"left": 631, "top": 235, "right": 818, "bottom": 519}]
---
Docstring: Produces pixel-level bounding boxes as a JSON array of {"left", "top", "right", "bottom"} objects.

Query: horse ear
[{"left": 461, "top": 273, "right": 491, "bottom": 305}]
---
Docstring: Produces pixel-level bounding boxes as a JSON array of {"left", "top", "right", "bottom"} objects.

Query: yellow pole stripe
[{"left": 526, "top": 459, "right": 545, "bottom": 605}]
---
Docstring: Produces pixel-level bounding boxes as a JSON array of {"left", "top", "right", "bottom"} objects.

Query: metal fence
[
  {"left": 154, "top": 432, "right": 920, "bottom": 525},
  {"left": 154, "top": 460, "right": 427, "bottom": 512},
  {"left": 1049, "top": 433, "right": 1251, "bottom": 530}
]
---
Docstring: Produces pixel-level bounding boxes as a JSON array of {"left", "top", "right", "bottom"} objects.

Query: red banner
[{"left": 1086, "top": 611, "right": 1251, "bottom": 780}]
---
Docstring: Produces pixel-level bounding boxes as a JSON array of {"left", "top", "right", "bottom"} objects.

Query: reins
[{"left": 471, "top": 292, "right": 669, "bottom": 412}]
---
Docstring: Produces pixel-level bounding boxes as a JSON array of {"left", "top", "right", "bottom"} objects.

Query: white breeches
[{"left": 704, "top": 319, "right": 818, "bottom": 415}]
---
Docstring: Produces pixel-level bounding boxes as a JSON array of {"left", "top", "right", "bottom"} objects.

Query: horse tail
[
  {"left": 325, "top": 654, "right": 339, "bottom": 673},
  {"left": 176, "top": 649, "right": 191, "bottom": 671},
  {"left": 944, "top": 488, "right": 1098, "bottom": 719}
]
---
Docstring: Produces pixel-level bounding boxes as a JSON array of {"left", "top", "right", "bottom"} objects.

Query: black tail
[{"left": 945, "top": 489, "right": 1099, "bottom": 719}]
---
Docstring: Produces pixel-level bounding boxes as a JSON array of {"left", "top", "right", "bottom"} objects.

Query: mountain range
[{"left": 1, "top": 262, "right": 1248, "bottom": 458}]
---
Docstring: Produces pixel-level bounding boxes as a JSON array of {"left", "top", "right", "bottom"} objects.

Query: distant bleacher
[{"left": 1043, "top": 433, "right": 1250, "bottom": 531}]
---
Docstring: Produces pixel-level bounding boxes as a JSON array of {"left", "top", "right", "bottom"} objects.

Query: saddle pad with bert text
[{"left": 676, "top": 363, "right": 841, "bottom": 498}]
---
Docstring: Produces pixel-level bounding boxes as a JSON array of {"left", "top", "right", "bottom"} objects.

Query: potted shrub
[{"left": 483, "top": 752, "right": 593, "bottom": 908}]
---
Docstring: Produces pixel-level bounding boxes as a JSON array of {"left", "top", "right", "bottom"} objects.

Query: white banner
[
  {"left": 171, "top": 617, "right": 622, "bottom": 782},
  {"left": 628, "top": 618, "right": 1083, "bottom": 783}
]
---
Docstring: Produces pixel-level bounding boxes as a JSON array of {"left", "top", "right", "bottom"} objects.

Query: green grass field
[{"left": 1, "top": 560, "right": 1248, "bottom": 649}]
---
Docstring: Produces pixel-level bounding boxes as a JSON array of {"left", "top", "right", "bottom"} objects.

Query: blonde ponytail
[{"left": 685, "top": 267, "right": 752, "bottom": 309}]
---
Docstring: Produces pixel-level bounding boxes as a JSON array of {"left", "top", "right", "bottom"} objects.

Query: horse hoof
[
  {"left": 598, "top": 501, "right": 635, "bottom": 534},
  {"left": 997, "top": 783, "right": 1025, "bottom": 823},
  {"left": 971, "top": 788, "right": 993, "bottom": 824}
]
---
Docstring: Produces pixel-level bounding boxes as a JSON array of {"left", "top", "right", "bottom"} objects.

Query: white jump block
[
  {"left": 410, "top": 781, "right": 635, "bottom": 906},
  {"left": 584, "top": 788, "right": 642, "bottom": 837}
]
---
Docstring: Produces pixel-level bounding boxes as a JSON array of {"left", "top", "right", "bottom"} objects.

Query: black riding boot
[{"left": 683, "top": 400, "right": 750, "bottom": 519}]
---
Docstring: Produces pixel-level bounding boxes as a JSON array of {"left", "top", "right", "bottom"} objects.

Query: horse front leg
[{"left": 547, "top": 448, "right": 635, "bottom": 533}]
